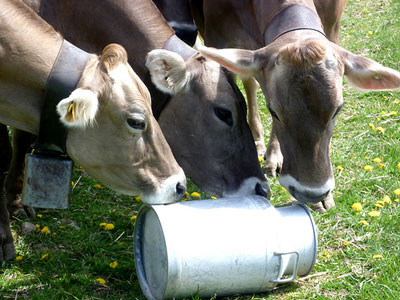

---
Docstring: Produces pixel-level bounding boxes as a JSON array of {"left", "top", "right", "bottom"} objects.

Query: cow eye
[
  {"left": 268, "top": 106, "right": 280, "bottom": 121},
  {"left": 127, "top": 117, "right": 146, "bottom": 131},
  {"left": 214, "top": 107, "right": 233, "bottom": 127},
  {"left": 332, "top": 104, "right": 344, "bottom": 119}
]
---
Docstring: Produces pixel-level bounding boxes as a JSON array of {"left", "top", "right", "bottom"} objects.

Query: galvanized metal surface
[
  {"left": 134, "top": 196, "right": 318, "bottom": 300},
  {"left": 21, "top": 153, "right": 72, "bottom": 209}
]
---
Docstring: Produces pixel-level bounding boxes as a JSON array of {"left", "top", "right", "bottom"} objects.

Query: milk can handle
[{"left": 272, "top": 251, "right": 300, "bottom": 283}]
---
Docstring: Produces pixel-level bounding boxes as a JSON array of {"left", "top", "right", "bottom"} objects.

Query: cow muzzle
[{"left": 279, "top": 175, "right": 334, "bottom": 204}]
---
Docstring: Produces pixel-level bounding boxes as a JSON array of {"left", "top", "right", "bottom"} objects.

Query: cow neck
[
  {"left": 264, "top": 4, "right": 326, "bottom": 45},
  {"left": 152, "top": 35, "right": 197, "bottom": 120},
  {"left": 35, "top": 40, "right": 90, "bottom": 155}
]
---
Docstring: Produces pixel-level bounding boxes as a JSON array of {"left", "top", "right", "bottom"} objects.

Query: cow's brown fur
[
  {"left": 279, "top": 40, "right": 326, "bottom": 70},
  {"left": 195, "top": 0, "right": 400, "bottom": 212},
  {"left": 0, "top": 0, "right": 186, "bottom": 261}
]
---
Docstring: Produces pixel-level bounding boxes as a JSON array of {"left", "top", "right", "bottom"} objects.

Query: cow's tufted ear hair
[
  {"left": 57, "top": 88, "right": 99, "bottom": 128},
  {"left": 100, "top": 43, "right": 129, "bottom": 72},
  {"left": 146, "top": 49, "right": 190, "bottom": 95}
]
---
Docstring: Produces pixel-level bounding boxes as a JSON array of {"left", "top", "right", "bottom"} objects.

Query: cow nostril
[
  {"left": 322, "top": 190, "right": 330, "bottom": 198},
  {"left": 176, "top": 182, "right": 186, "bottom": 199}
]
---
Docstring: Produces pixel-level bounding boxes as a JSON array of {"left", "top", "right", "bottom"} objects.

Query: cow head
[
  {"left": 146, "top": 49, "right": 270, "bottom": 198},
  {"left": 57, "top": 44, "right": 186, "bottom": 204},
  {"left": 199, "top": 37, "right": 400, "bottom": 204}
]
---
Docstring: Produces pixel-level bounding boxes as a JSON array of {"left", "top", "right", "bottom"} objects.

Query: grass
[{"left": 1, "top": 0, "right": 400, "bottom": 299}]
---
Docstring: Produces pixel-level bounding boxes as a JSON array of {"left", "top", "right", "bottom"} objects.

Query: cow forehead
[
  {"left": 192, "top": 58, "right": 246, "bottom": 107},
  {"left": 108, "top": 63, "right": 152, "bottom": 108},
  {"left": 268, "top": 47, "right": 342, "bottom": 113}
]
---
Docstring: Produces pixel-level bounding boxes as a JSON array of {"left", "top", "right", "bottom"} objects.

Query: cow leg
[
  {"left": 5, "top": 129, "right": 36, "bottom": 218},
  {"left": 265, "top": 123, "right": 283, "bottom": 177},
  {"left": 0, "top": 124, "right": 16, "bottom": 262},
  {"left": 308, "top": 192, "right": 336, "bottom": 214},
  {"left": 243, "top": 77, "right": 266, "bottom": 158}
]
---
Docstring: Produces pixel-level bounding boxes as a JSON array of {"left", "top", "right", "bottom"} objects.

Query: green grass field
[{"left": 1, "top": 0, "right": 400, "bottom": 299}]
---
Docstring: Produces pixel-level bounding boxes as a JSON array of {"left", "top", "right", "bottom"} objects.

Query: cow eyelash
[{"left": 332, "top": 104, "right": 344, "bottom": 119}]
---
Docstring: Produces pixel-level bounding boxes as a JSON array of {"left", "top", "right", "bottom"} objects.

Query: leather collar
[
  {"left": 264, "top": 5, "right": 326, "bottom": 45},
  {"left": 36, "top": 40, "right": 90, "bottom": 155}
]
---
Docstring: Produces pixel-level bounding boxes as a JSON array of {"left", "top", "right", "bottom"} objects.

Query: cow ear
[
  {"left": 56, "top": 88, "right": 99, "bottom": 128},
  {"left": 199, "top": 46, "right": 260, "bottom": 77},
  {"left": 100, "top": 43, "right": 128, "bottom": 73},
  {"left": 340, "top": 48, "right": 400, "bottom": 90},
  {"left": 146, "top": 49, "right": 190, "bottom": 94}
]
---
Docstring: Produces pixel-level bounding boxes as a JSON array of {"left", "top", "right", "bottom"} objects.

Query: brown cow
[
  {"left": 194, "top": 0, "right": 400, "bottom": 212},
  {"left": 0, "top": 0, "right": 185, "bottom": 261},
  {"left": 12, "top": 0, "right": 269, "bottom": 200}
]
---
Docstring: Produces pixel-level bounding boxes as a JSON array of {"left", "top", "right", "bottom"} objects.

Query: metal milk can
[{"left": 134, "top": 196, "right": 318, "bottom": 300}]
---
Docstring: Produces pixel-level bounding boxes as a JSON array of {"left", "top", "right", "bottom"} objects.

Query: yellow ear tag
[{"left": 68, "top": 102, "right": 75, "bottom": 122}]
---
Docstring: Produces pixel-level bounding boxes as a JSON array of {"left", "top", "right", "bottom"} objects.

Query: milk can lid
[{"left": 134, "top": 207, "right": 168, "bottom": 300}]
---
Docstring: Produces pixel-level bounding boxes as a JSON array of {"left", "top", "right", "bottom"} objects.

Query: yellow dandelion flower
[
  {"left": 368, "top": 210, "right": 380, "bottom": 217},
  {"left": 375, "top": 203, "right": 383, "bottom": 209},
  {"left": 181, "top": 198, "right": 188, "bottom": 202},
  {"left": 351, "top": 203, "right": 363, "bottom": 212},
  {"left": 376, "top": 200, "right": 385, "bottom": 206},
  {"left": 96, "top": 278, "right": 106, "bottom": 284},
  {"left": 359, "top": 220, "right": 369, "bottom": 226},
  {"left": 368, "top": 31, "right": 373, "bottom": 35},
  {"left": 282, "top": 187, "right": 287, "bottom": 192},
  {"left": 364, "top": 165, "right": 373, "bottom": 171},
  {"left": 130, "top": 215, "right": 137, "bottom": 221},
  {"left": 398, "top": 162, "right": 400, "bottom": 169},
  {"left": 93, "top": 184, "right": 102, "bottom": 189},
  {"left": 135, "top": 196, "right": 141, "bottom": 202},
  {"left": 381, "top": 111, "right": 386, "bottom": 115},
  {"left": 336, "top": 165, "right": 344, "bottom": 171},
  {"left": 99, "top": 222, "right": 107, "bottom": 227},
  {"left": 258, "top": 156, "right": 264, "bottom": 163},
  {"left": 109, "top": 261, "right": 118, "bottom": 269},
  {"left": 383, "top": 195, "right": 391, "bottom": 204},
  {"left": 394, "top": 189, "right": 400, "bottom": 196},
  {"left": 71, "top": 181, "right": 74, "bottom": 186},
  {"left": 104, "top": 223, "right": 115, "bottom": 230},
  {"left": 321, "top": 250, "right": 330, "bottom": 260},
  {"left": 37, "top": 214, "right": 42, "bottom": 218},
  {"left": 184, "top": 191, "right": 189, "bottom": 197},
  {"left": 16, "top": 256, "right": 23, "bottom": 261},
  {"left": 36, "top": 224, "right": 40, "bottom": 229},
  {"left": 191, "top": 192, "right": 201, "bottom": 198},
  {"left": 373, "top": 158, "right": 381, "bottom": 163},
  {"left": 369, "top": 123, "right": 375, "bottom": 130},
  {"left": 389, "top": 111, "right": 397, "bottom": 116},
  {"left": 41, "top": 226, "right": 50, "bottom": 234},
  {"left": 375, "top": 126, "right": 385, "bottom": 134},
  {"left": 343, "top": 241, "right": 351, "bottom": 246},
  {"left": 373, "top": 254, "right": 383, "bottom": 259},
  {"left": 394, "top": 198, "right": 399, "bottom": 203},
  {"left": 211, "top": 196, "right": 217, "bottom": 199},
  {"left": 393, "top": 100, "right": 400, "bottom": 104},
  {"left": 378, "top": 163, "right": 384, "bottom": 169},
  {"left": 41, "top": 253, "right": 49, "bottom": 260}
]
